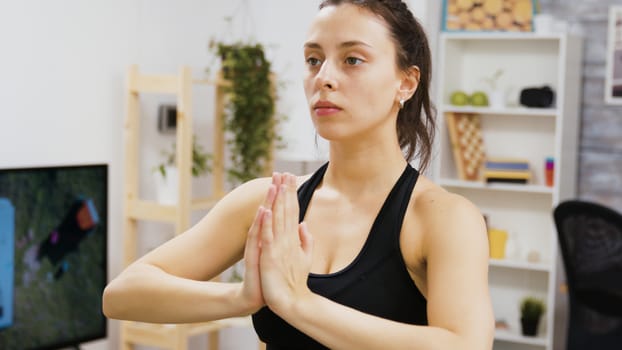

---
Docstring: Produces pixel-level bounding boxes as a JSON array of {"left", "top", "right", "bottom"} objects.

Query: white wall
[
  {"left": 0, "top": 1, "right": 430, "bottom": 349},
  {"left": 0, "top": 1, "right": 131, "bottom": 349},
  {"left": 0, "top": 2, "right": 134, "bottom": 349}
]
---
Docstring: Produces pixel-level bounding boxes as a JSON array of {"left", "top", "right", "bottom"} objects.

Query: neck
[{"left": 323, "top": 137, "right": 408, "bottom": 196}]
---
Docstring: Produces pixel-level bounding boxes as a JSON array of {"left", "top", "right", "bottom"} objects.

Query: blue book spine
[
  {"left": 485, "top": 162, "right": 530, "bottom": 170},
  {"left": 0, "top": 198, "right": 14, "bottom": 330}
]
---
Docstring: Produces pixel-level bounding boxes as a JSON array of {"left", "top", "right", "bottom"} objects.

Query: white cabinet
[{"left": 433, "top": 32, "right": 583, "bottom": 349}]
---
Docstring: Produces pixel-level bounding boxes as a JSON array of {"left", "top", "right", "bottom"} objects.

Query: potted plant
[
  {"left": 482, "top": 68, "right": 505, "bottom": 108},
  {"left": 520, "top": 296, "right": 546, "bottom": 336},
  {"left": 153, "top": 136, "right": 211, "bottom": 204},
  {"left": 208, "top": 39, "right": 283, "bottom": 187}
]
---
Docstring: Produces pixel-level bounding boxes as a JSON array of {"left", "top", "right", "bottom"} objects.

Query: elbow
[
  {"left": 459, "top": 313, "right": 495, "bottom": 350},
  {"left": 102, "top": 263, "right": 157, "bottom": 320},
  {"left": 102, "top": 267, "right": 142, "bottom": 320},
  {"left": 478, "top": 310, "right": 496, "bottom": 350},
  {"left": 102, "top": 279, "right": 125, "bottom": 320}
]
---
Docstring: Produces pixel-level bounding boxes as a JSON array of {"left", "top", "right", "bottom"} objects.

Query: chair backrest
[{"left": 553, "top": 200, "right": 622, "bottom": 349}]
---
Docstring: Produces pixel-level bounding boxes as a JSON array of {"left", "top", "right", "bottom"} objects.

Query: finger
[
  {"left": 245, "top": 207, "right": 264, "bottom": 261},
  {"left": 299, "top": 222, "right": 314, "bottom": 258},
  {"left": 272, "top": 172, "right": 283, "bottom": 192},
  {"left": 271, "top": 173, "right": 282, "bottom": 209},
  {"left": 261, "top": 209, "right": 274, "bottom": 245},
  {"left": 262, "top": 184, "right": 277, "bottom": 209},
  {"left": 273, "top": 184, "right": 286, "bottom": 238},
  {"left": 284, "top": 174, "right": 299, "bottom": 236},
  {"left": 285, "top": 172, "right": 297, "bottom": 191},
  {"left": 248, "top": 206, "right": 263, "bottom": 238}
]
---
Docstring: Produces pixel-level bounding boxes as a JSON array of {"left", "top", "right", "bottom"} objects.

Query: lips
[{"left": 313, "top": 100, "right": 342, "bottom": 116}]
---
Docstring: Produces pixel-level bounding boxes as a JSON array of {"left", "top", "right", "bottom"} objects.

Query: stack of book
[{"left": 484, "top": 158, "right": 531, "bottom": 184}]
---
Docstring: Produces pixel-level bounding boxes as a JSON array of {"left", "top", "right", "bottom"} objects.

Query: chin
[{"left": 313, "top": 124, "right": 357, "bottom": 143}]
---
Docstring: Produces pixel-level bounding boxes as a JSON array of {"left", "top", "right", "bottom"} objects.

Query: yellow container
[{"left": 488, "top": 229, "right": 508, "bottom": 259}]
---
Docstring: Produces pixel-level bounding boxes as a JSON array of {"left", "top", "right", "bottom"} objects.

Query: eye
[
  {"left": 306, "top": 57, "right": 322, "bottom": 66},
  {"left": 345, "top": 57, "right": 363, "bottom": 65}
]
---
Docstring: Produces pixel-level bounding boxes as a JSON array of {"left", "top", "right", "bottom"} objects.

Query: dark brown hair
[{"left": 319, "top": 0, "right": 436, "bottom": 171}]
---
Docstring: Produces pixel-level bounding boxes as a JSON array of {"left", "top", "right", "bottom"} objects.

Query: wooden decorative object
[
  {"left": 442, "top": 0, "right": 536, "bottom": 32},
  {"left": 445, "top": 112, "right": 486, "bottom": 181}
]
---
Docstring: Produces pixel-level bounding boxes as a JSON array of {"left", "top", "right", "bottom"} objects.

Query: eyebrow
[{"left": 303, "top": 40, "right": 373, "bottom": 50}]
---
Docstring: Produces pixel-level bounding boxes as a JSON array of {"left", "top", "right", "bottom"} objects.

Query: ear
[{"left": 397, "top": 65, "right": 420, "bottom": 103}]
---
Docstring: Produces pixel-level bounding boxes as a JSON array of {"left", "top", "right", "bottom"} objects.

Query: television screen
[{"left": 0, "top": 164, "right": 107, "bottom": 350}]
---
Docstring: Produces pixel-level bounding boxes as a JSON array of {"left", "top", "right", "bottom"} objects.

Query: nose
[{"left": 315, "top": 59, "right": 338, "bottom": 91}]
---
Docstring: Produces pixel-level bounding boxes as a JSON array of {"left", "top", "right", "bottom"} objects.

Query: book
[
  {"left": 485, "top": 161, "right": 530, "bottom": 171},
  {"left": 484, "top": 170, "right": 531, "bottom": 179}
]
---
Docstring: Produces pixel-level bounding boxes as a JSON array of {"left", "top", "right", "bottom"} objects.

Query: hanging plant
[{"left": 209, "top": 40, "right": 281, "bottom": 186}]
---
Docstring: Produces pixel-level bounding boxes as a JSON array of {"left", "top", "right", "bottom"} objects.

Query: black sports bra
[{"left": 252, "top": 162, "right": 427, "bottom": 349}]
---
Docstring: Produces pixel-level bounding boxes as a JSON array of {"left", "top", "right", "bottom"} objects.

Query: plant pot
[
  {"left": 154, "top": 165, "right": 178, "bottom": 205},
  {"left": 488, "top": 90, "right": 505, "bottom": 108},
  {"left": 520, "top": 317, "right": 540, "bottom": 336}
]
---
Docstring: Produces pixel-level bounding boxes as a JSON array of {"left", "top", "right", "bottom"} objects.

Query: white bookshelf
[
  {"left": 489, "top": 258, "right": 552, "bottom": 273},
  {"left": 440, "top": 105, "right": 558, "bottom": 118},
  {"left": 438, "top": 178, "right": 555, "bottom": 194},
  {"left": 433, "top": 32, "right": 583, "bottom": 350}
]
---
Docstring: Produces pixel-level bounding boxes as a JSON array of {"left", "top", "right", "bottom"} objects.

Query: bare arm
[
  {"left": 102, "top": 177, "right": 273, "bottom": 323},
  {"left": 263, "top": 179, "right": 494, "bottom": 349}
]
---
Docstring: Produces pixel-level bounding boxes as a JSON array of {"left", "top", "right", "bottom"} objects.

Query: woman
[{"left": 103, "top": 1, "right": 495, "bottom": 349}]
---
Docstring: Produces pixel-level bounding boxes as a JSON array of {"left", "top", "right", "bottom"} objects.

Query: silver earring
[{"left": 399, "top": 99, "right": 405, "bottom": 109}]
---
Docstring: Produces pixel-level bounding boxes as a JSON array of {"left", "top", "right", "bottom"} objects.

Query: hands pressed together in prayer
[{"left": 239, "top": 172, "right": 314, "bottom": 316}]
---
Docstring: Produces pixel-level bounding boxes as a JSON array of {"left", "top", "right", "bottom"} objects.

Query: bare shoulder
[
  {"left": 411, "top": 176, "right": 487, "bottom": 249},
  {"left": 218, "top": 171, "right": 311, "bottom": 211},
  {"left": 218, "top": 174, "right": 290, "bottom": 210}
]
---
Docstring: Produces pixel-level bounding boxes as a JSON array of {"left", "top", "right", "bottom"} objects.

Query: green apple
[
  {"left": 471, "top": 91, "right": 489, "bottom": 106},
  {"left": 450, "top": 91, "right": 470, "bottom": 106}
]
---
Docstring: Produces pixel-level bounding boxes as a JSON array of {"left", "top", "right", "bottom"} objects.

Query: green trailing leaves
[{"left": 213, "top": 41, "right": 278, "bottom": 185}]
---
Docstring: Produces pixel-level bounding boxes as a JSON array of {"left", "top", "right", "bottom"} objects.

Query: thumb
[{"left": 298, "top": 222, "right": 313, "bottom": 257}]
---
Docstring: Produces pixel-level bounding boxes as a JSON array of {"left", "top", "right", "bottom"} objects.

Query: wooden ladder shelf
[{"left": 121, "top": 64, "right": 265, "bottom": 350}]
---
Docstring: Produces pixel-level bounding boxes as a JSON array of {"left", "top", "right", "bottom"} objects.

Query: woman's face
[{"left": 303, "top": 4, "right": 403, "bottom": 142}]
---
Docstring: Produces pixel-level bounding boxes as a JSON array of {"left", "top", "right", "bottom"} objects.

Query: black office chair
[{"left": 554, "top": 200, "right": 622, "bottom": 349}]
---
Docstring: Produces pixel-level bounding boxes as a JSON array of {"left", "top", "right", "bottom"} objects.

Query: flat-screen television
[{"left": 0, "top": 164, "right": 108, "bottom": 350}]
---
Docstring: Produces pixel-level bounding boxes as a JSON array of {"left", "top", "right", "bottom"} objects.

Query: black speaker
[
  {"left": 158, "top": 105, "right": 177, "bottom": 133},
  {"left": 519, "top": 86, "right": 555, "bottom": 108}
]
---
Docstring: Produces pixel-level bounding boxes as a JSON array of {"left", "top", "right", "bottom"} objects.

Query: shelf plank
[
  {"left": 438, "top": 179, "right": 554, "bottom": 194},
  {"left": 442, "top": 32, "right": 564, "bottom": 41},
  {"left": 440, "top": 105, "right": 557, "bottom": 117},
  {"left": 192, "top": 78, "right": 232, "bottom": 87},
  {"left": 122, "top": 319, "right": 244, "bottom": 346},
  {"left": 130, "top": 74, "right": 178, "bottom": 94},
  {"left": 495, "top": 329, "right": 547, "bottom": 346},
  {"left": 122, "top": 322, "right": 177, "bottom": 348},
  {"left": 489, "top": 258, "right": 551, "bottom": 272}
]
